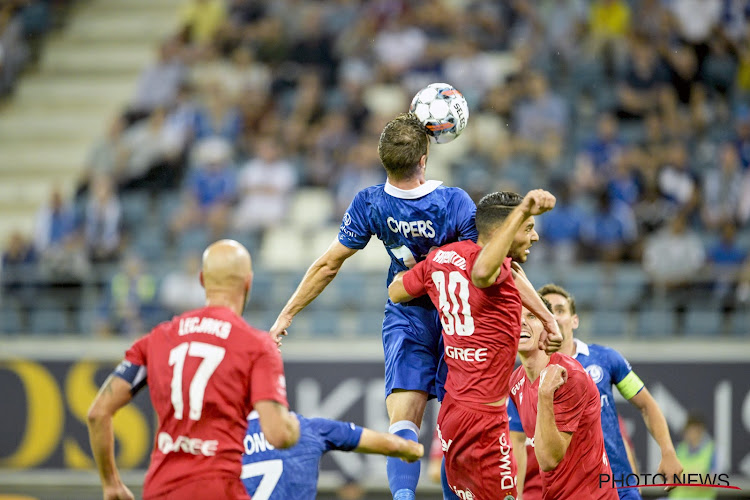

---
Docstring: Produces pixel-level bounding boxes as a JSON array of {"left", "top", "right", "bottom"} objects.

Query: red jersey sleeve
[
  {"left": 250, "top": 340, "right": 289, "bottom": 407},
  {"left": 402, "top": 258, "right": 430, "bottom": 298},
  {"left": 494, "top": 257, "right": 512, "bottom": 285},
  {"left": 552, "top": 368, "right": 588, "bottom": 433},
  {"left": 124, "top": 333, "right": 150, "bottom": 366}
]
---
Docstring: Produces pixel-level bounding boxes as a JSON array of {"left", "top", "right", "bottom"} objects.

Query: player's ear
[
  {"left": 199, "top": 270, "right": 205, "bottom": 289},
  {"left": 571, "top": 314, "right": 579, "bottom": 330},
  {"left": 419, "top": 154, "right": 427, "bottom": 168}
]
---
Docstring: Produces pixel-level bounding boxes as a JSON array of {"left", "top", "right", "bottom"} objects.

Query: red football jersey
[
  {"left": 522, "top": 435, "right": 543, "bottom": 500},
  {"left": 508, "top": 353, "right": 617, "bottom": 500},
  {"left": 403, "top": 240, "right": 522, "bottom": 404},
  {"left": 121, "top": 306, "right": 288, "bottom": 498}
]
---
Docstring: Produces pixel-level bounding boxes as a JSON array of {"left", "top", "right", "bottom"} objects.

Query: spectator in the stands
[
  {"left": 1, "top": 231, "right": 37, "bottom": 333},
  {"left": 171, "top": 137, "right": 236, "bottom": 240},
  {"left": 233, "top": 136, "right": 296, "bottom": 233},
  {"left": 702, "top": 143, "right": 744, "bottom": 230},
  {"left": 617, "top": 36, "right": 670, "bottom": 119},
  {"left": 34, "top": 188, "right": 77, "bottom": 255},
  {"left": 84, "top": 175, "right": 122, "bottom": 263},
  {"left": 96, "top": 253, "right": 158, "bottom": 336},
  {"left": 707, "top": 222, "right": 748, "bottom": 307},
  {"left": 0, "top": 2, "right": 30, "bottom": 95},
  {"left": 657, "top": 141, "right": 699, "bottom": 211},
  {"left": 538, "top": 179, "right": 586, "bottom": 265},
  {"left": 130, "top": 38, "right": 187, "bottom": 118},
  {"left": 178, "top": 0, "right": 227, "bottom": 53},
  {"left": 581, "top": 189, "right": 638, "bottom": 262},
  {"left": 192, "top": 81, "right": 243, "bottom": 144},
  {"left": 159, "top": 252, "right": 204, "bottom": 315}
]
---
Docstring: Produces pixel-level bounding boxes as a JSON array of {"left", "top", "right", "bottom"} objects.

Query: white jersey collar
[
  {"left": 384, "top": 180, "right": 443, "bottom": 199},
  {"left": 573, "top": 338, "right": 589, "bottom": 358},
  {"left": 247, "top": 410, "right": 259, "bottom": 420}
]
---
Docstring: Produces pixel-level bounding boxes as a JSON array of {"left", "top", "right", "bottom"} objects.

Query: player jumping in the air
[
  {"left": 388, "top": 190, "right": 560, "bottom": 499},
  {"left": 87, "top": 240, "right": 299, "bottom": 500},
  {"left": 270, "top": 113, "right": 478, "bottom": 500},
  {"left": 509, "top": 301, "right": 619, "bottom": 500},
  {"left": 242, "top": 412, "right": 423, "bottom": 499}
]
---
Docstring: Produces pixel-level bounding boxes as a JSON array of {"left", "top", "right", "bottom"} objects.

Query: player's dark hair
[
  {"left": 537, "top": 283, "right": 577, "bottom": 315},
  {"left": 378, "top": 113, "right": 429, "bottom": 181},
  {"left": 540, "top": 295, "right": 553, "bottom": 313},
  {"left": 475, "top": 191, "right": 523, "bottom": 236}
]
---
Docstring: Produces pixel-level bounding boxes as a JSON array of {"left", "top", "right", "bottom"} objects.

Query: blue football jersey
[
  {"left": 242, "top": 414, "right": 363, "bottom": 500},
  {"left": 338, "top": 181, "right": 478, "bottom": 286},
  {"left": 573, "top": 339, "right": 645, "bottom": 499}
]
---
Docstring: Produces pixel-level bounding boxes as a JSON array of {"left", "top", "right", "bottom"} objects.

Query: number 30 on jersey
[{"left": 432, "top": 271, "right": 474, "bottom": 336}]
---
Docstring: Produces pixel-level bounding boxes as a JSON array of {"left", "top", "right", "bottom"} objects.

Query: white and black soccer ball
[{"left": 409, "top": 83, "right": 469, "bottom": 144}]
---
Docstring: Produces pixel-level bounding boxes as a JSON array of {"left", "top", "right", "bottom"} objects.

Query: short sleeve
[
  {"left": 250, "top": 341, "right": 289, "bottom": 407},
  {"left": 338, "top": 191, "right": 373, "bottom": 249},
  {"left": 553, "top": 369, "right": 588, "bottom": 433},
  {"left": 495, "top": 257, "right": 512, "bottom": 285},
  {"left": 608, "top": 348, "right": 645, "bottom": 400},
  {"left": 453, "top": 189, "right": 478, "bottom": 243},
  {"left": 402, "top": 258, "right": 429, "bottom": 298},
  {"left": 114, "top": 334, "right": 150, "bottom": 395},
  {"left": 507, "top": 398, "right": 524, "bottom": 433},
  {"left": 308, "top": 418, "right": 363, "bottom": 452}
]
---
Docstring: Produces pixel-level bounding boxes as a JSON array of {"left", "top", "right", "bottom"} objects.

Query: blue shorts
[
  {"left": 617, "top": 484, "right": 642, "bottom": 500},
  {"left": 381, "top": 298, "right": 446, "bottom": 401}
]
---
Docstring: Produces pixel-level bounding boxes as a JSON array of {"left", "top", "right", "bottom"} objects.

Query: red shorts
[
  {"left": 438, "top": 392, "right": 518, "bottom": 500},
  {"left": 144, "top": 474, "right": 250, "bottom": 500}
]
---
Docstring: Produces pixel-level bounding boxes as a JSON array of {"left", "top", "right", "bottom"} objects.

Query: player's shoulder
[
  {"left": 587, "top": 343, "right": 624, "bottom": 364},
  {"left": 355, "top": 183, "right": 386, "bottom": 201},
  {"left": 551, "top": 352, "right": 587, "bottom": 376}
]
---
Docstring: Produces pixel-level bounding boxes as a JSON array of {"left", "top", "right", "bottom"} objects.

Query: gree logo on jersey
[
  {"left": 178, "top": 317, "right": 232, "bottom": 339},
  {"left": 157, "top": 432, "right": 218, "bottom": 456},
  {"left": 243, "top": 432, "right": 275, "bottom": 455},
  {"left": 432, "top": 249, "right": 467, "bottom": 270},
  {"left": 525, "top": 436, "right": 535, "bottom": 448},
  {"left": 450, "top": 486, "right": 476, "bottom": 500},
  {"left": 386, "top": 217, "right": 436, "bottom": 238},
  {"left": 445, "top": 345, "right": 487, "bottom": 363}
]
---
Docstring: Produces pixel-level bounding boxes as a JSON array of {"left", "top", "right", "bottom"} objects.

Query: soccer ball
[{"left": 409, "top": 83, "right": 469, "bottom": 144}]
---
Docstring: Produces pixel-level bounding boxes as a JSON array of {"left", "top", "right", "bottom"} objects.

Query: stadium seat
[
  {"left": 176, "top": 227, "right": 210, "bottom": 257},
  {"left": 288, "top": 188, "right": 334, "bottom": 229},
  {"left": 590, "top": 309, "right": 630, "bottom": 338},
  {"left": 120, "top": 191, "right": 151, "bottom": 227},
  {"left": 259, "top": 227, "right": 307, "bottom": 270},
  {"left": 727, "top": 309, "right": 750, "bottom": 336},
  {"left": 29, "top": 309, "right": 70, "bottom": 335},
  {"left": 133, "top": 224, "right": 167, "bottom": 261},
  {"left": 358, "top": 310, "right": 385, "bottom": 336},
  {"left": 0, "top": 305, "right": 24, "bottom": 334},
  {"left": 564, "top": 265, "right": 606, "bottom": 308},
  {"left": 683, "top": 309, "right": 723, "bottom": 336},
  {"left": 635, "top": 309, "right": 676, "bottom": 338},
  {"left": 612, "top": 265, "right": 647, "bottom": 310}
]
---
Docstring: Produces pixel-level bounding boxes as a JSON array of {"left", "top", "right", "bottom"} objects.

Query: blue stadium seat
[
  {"left": 358, "top": 310, "right": 385, "bottom": 336},
  {"left": 590, "top": 309, "right": 630, "bottom": 338},
  {"left": 0, "top": 305, "right": 24, "bottom": 334},
  {"left": 30, "top": 309, "right": 70, "bottom": 335},
  {"left": 683, "top": 309, "right": 723, "bottom": 336},
  {"left": 177, "top": 228, "right": 210, "bottom": 258},
  {"left": 120, "top": 191, "right": 151, "bottom": 227},
  {"left": 133, "top": 224, "right": 167, "bottom": 260},
  {"left": 727, "top": 309, "right": 750, "bottom": 336},
  {"left": 635, "top": 309, "right": 676, "bottom": 338},
  {"left": 612, "top": 266, "right": 647, "bottom": 309}
]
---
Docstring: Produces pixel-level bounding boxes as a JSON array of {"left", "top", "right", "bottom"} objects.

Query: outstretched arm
[
  {"left": 388, "top": 271, "right": 413, "bottom": 303},
  {"left": 255, "top": 400, "right": 300, "bottom": 449},
  {"left": 355, "top": 428, "right": 424, "bottom": 463},
  {"left": 87, "top": 375, "right": 135, "bottom": 500},
  {"left": 471, "top": 190, "right": 555, "bottom": 288},
  {"left": 271, "top": 240, "right": 358, "bottom": 341},
  {"left": 628, "top": 387, "right": 682, "bottom": 489}
]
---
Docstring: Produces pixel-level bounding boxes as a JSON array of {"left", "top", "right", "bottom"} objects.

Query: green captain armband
[{"left": 616, "top": 371, "right": 645, "bottom": 400}]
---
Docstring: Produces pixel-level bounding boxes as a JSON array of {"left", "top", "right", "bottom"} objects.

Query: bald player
[{"left": 87, "top": 240, "right": 299, "bottom": 500}]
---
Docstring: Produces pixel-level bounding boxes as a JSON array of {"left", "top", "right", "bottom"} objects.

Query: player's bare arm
[
  {"left": 388, "top": 271, "right": 414, "bottom": 303},
  {"left": 510, "top": 430, "right": 527, "bottom": 498},
  {"left": 255, "top": 400, "right": 300, "bottom": 449},
  {"left": 271, "top": 240, "right": 358, "bottom": 341},
  {"left": 87, "top": 375, "right": 135, "bottom": 500},
  {"left": 511, "top": 263, "right": 563, "bottom": 353},
  {"left": 628, "top": 387, "right": 683, "bottom": 489},
  {"left": 472, "top": 190, "right": 555, "bottom": 288},
  {"left": 535, "top": 364, "right": 573, "bottom": 472},
  {"left": 354, "top": 428, "right": 424, "bottom": 463}
]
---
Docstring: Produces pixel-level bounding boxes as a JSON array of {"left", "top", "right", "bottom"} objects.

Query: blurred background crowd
[{"left": 1, "top": 0, "right": 750, "bottom": 338}]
